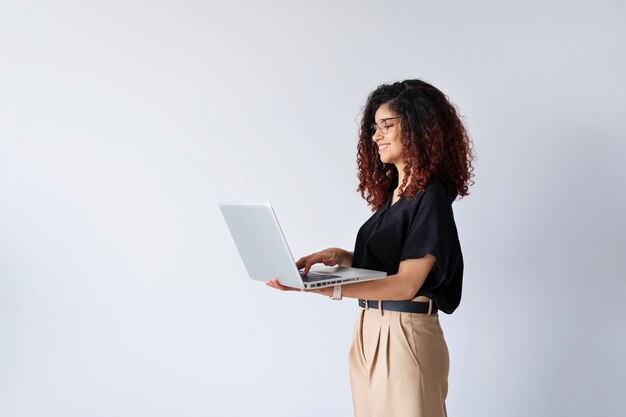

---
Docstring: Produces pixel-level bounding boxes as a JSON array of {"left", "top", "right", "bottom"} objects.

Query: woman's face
[{"left": 372, "top": 103, "right": 404, "bottom": 166}]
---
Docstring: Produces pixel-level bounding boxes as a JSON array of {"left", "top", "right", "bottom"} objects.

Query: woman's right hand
[{"left": 296, "top": 247, "right": 352, "bottom": 276}]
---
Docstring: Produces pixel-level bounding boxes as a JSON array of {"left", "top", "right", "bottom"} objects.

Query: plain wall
[{"left": 1, "top": 1, "right": 625, "bottom": 416}]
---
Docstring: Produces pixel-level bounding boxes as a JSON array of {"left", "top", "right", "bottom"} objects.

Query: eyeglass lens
[{"left": 372, "top": 117, "right": 399, "bottom": 134}]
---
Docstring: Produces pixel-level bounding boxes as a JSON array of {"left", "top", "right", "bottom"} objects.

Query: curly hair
[{"left": 357, "top": 79, "right": 475, "bottom": 210}]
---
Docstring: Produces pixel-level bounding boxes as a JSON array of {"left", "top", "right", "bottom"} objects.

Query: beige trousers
[{"left": 348, "top": 300, "right": 449, "bottom": 417}]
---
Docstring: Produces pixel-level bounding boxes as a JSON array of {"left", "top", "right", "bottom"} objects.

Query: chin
[{"left": 380, "top": 155, "right": 397, "bottom": 165}]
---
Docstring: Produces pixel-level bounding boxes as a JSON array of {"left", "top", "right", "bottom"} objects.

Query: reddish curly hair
[{"left": 357, "top": 79, "right": 475, "bottom": 210}]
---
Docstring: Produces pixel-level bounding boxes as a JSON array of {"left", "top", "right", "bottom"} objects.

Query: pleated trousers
[{"left": 348, "top": 301, "right": 449, "bottom": 417}]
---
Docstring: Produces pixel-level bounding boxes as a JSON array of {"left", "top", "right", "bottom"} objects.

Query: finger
[
  {"left": 267, "top": 279, "right": 301, "bottom": 292},
  {"left": 303, "top": 254, "right": 329, "bottom": 274},
  {"left": 298, "top": 252, "right": 321, "bottom": 263},
  {"left": 296, "top": 254, "right": 315, "bottom": 269},
  {"left": 265, "top": 279, "right": 279, "bottom": 289},
  {"left": 304, "top": 260, "right": 317, "bottom": 275},
  {"left": 267, "top": 278, "right": 281, "bottom": 287},
  {"left": 268, "top": 279, "right": 285, "bottom": 291},
  {"left": 297, "top": 252, "right": 316, "bottom": 261}
]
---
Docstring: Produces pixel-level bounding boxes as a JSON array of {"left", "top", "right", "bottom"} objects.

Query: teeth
[{"left": 379, "top": 144, "right": 390, "bottom": 150}]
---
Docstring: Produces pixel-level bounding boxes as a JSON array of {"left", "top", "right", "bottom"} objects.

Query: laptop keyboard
[{"left": 301, "top": 271, "right": 341, "bottom": 282}]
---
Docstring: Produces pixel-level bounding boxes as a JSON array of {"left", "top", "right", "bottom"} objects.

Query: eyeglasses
[{"left": 371, "top": 117, "right": 402, "bottom": 134}]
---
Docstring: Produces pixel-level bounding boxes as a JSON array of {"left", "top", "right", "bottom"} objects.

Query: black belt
[{"left": 358, "top": 299, "right": 437, "bottom": 314}]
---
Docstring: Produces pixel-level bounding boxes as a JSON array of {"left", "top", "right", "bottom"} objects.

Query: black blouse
[{"left": 351, "top": 177, "right": 463, "bottom": 314}]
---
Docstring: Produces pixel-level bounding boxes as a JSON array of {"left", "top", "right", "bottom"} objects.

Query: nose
[{"left": 372, "top": 127, "right": 383, "bottom": 142}]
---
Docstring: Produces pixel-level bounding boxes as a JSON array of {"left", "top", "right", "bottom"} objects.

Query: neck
[{"left": 394, "top": 162, "right": 406, "bottom": 192}]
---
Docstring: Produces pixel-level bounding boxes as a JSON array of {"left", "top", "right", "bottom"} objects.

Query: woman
[{"left": 267, "top": 79, "right": 474, "bottom": 417}]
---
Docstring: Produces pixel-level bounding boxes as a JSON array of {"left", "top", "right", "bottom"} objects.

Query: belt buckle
[{"left": 364, "top": 299, "right": 369, "bottom": 310}]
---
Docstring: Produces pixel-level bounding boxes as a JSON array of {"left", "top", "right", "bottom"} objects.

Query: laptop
[{"left": 219, "top": 202, "right": 387, "bottom": 289}]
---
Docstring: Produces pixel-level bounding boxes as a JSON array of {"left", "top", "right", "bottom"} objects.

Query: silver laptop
[{"left": 219, "top": 202, "right": 387, "bottom": 289}]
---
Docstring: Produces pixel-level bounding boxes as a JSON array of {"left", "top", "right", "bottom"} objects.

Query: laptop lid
[{"left": 219, "top": 202, "right": 306, "bottom": 289}]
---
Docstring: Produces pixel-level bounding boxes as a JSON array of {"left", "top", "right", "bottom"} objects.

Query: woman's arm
[
  {"left": 267, "top": 254, "right": 436, "bottom": 301},
  {"left": 311, "top": 255, "right": 436, "bottom": 300}
]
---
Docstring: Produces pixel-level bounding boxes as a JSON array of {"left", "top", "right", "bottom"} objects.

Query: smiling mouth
[{"left": 378, "top": 144, "right": 390, "bottom": 152}]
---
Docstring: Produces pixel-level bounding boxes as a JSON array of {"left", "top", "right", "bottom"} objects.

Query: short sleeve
[{"left": 399, "top": 187, "right": 453, "bottom": 289}]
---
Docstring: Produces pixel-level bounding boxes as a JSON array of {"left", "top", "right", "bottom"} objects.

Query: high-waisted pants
[{"left": 348, "top": 299, "right": 449, "bottom": 417}]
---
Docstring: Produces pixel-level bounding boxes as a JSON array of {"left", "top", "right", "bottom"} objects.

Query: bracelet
[{"left": 330, "top": 285, "right": 342, "bottom": 300}]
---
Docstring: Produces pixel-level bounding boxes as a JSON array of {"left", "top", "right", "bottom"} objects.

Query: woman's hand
[
  {"left": 265, "top": 278, "right": 301, "bottom": 292},
  {"left": 265, "top": 279, "right": 332, "bottom": 296},
  {"left": 296, "top": 247, "right": 353, "bottom": 275},
  {"left": 265, "top": 247, "right": 351, "bottom": 296}
]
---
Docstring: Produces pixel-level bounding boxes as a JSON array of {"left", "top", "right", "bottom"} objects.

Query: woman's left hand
[
  {"left": 265, "top": 278, "right": 302, "bottom": 291},
  {"left": 265, "top": 279, "right": 332, "bottom": 296}
]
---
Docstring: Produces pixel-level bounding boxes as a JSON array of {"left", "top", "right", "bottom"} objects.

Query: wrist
[
  {"left": 312, "top": 287, "right": 333, "bottom": 296},
  {"left": 330, "top": 284, "right": 342, "bottom": 300},
  {"left": 337, "top": 249, "right": 352, "bottom": 266}
]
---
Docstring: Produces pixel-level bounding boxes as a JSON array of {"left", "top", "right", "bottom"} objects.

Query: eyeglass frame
[{"left": 371, "top": 117, "right": 402, "bottom": 135}]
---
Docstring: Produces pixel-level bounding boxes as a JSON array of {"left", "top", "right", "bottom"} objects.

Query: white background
[{"left": 1, "top": 1, "right": 625, "bottom": 416}]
